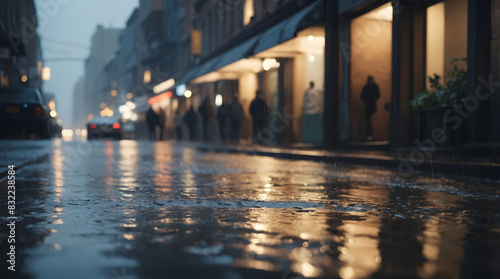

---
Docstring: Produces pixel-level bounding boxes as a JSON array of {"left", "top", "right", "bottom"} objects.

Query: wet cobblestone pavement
[{"left": 1, "top": 139, "right": 500, "bottom": 279}]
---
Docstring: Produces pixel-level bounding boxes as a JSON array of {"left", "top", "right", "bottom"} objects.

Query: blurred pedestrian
[
  {"left": 216, "top": 102, "right": 228, "bottom": 142},
  {"left": 227, "top": 94, "right": 244, "bottom": 142},
  {"left": 198, "top": 96, "right": 213, "bottom": 141},
  {"left": 249, "top": 90, "right": 267, "bottom": 144},
  {"left": 158, "top": 108, "right": 166, "bottom": 140},
  {"left": 360, "top": 76, "right": 380, "bottom": 141},
  {"left": 173, "top": 109, "right": 183, "bottom": 140},
  {"left": 184, "top": 106, "right": 198, "bottom": 141},
  {"left": 146, "top": 106, "right": 159, "bottom": 140}
]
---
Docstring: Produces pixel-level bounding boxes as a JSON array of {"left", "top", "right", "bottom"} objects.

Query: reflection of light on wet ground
[
  {"left": 153, "top": 142, "right": 173, "bottom": 190},
  {"left": 291, "top": 262, "right": 322, "bottom": 277},
  {"left": 13, "top": 141, "right": 500, "bottom": 279},
  {"left": 418, "top": 192, "right": 466, "bottom": 278},
  {"left": 118, "top": 141, "right": 140, "bottom": 194},
  {"left": 337, "top": 220, "right": 381, "bottom": 278},
  {"left": 233, "top": 259, "right": 277, "bottom": 271},
  {"left": 53, "top": 243, "right": 63, "bottom": 250},
  {"left": 123, "top": 234, "right": 135, "bottom": 240}
]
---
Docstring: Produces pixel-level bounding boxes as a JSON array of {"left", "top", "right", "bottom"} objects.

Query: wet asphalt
[{"left": 1, "top": 139, "right": 499, "bottom": 279}]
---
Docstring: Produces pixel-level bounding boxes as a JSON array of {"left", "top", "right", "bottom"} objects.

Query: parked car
[
  {"left": 87, "top": 116, "right": 123, "bottom": 140},
  {"left": 0, "top": 87, "right": 52, "bottom": 139}
]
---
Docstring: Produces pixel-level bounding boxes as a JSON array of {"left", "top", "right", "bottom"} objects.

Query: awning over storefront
[
  {"left": 176, "top": 0, "right": 321, "bottom": 85},
  {"left": 253, "top": 1, "right": 320, "bottom": 54}
]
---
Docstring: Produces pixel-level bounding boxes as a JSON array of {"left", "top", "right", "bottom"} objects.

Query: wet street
[{"left": 1, "top": 139, "right": 500, "bottom": 279}]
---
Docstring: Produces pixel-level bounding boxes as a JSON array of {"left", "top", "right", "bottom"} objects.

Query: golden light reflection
[
  {"left": 53, "top": 219, "right": 64, "bottom": 225},
  {"left": 418, "top": 192, "right": 466, "bottom": 278},
  {"left": 53, "top": 243, "right": 62, "bottom": 250},
  {"left": 339, "top": 266, "right": 354, "bottom": 279},
  {"left": 118, "top": 141, "right": 140, "bottom": 193},
  {"left": 337, "top": 220, "right": 381, "bottom": 278},
  {"left": 233, "top": 259, "right": 276, "bottom": 271},
  {"left": 123, "top": 234, "right": 135, "bottom": 240},
  {"left": 153, "top": 142, "right": 174, "bottom": 191},
  {"left": 291, "top": 262, "right": 322, "bottom": 278}
]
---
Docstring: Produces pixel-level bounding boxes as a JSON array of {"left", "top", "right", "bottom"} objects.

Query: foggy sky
[{"left": 35, "top": 0, "right": 138, "bottom": 128}]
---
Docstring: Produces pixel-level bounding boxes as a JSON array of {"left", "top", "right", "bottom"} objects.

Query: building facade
[
  {"left": 83, "top": 25, "right": 122, "bottom": 118},
  {"left": 0, "top": 0, "right": 43, "bottom": 91}
]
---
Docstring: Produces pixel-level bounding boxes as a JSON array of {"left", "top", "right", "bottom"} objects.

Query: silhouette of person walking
[
  {"left": 216, "top": 102, "right": 228, "bottom": 142},
  {"left": 360, "top": 76, "right": 380, "bottom": 140},
  {"left": 184, "top": 106, "right": 198, "bottom": 141},
  {"left": 146, "top": 106, "right": 159, "bottom": 140},
  {"left": 198, "top": 96, "right": 213, "bottom": 141},
  {"left": 250, "top": 90, "right": 267, "bottom": 144},
  {"left": 227, "top": 94, "right": 244, "bottom": 142}
]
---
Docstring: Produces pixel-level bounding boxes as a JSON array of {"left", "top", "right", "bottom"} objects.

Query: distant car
[
  {"left": 0, "top": 87, "right": 52, "bottom": 139},
  {"left": 87, "top": 116, "right": 123, "bottom": 140}
]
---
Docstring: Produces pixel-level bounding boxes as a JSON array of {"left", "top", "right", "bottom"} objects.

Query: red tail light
[
  {"left": 90, "top": 123, "right": 97, "bottom": 129},
  {"left": 113, "top": 123, "right": 120, "bottom": 129},
  {"left": 34, "top": 105, "right": 44, "bottom": 117}
]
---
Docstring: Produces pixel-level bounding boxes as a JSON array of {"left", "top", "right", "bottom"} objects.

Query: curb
[{"left": 196, "top": 145, "right": 500, "bottom": 181}]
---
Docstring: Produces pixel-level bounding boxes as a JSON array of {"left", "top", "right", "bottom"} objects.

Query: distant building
[
  {"left": 72, "top": 76, "right": 86, "bottom": 128},
  {"left": 84, "top": 25, "right": 122, "bottom": 117},
  {"left": 0, "top": 0, "right": 43, "bottom": 91}
]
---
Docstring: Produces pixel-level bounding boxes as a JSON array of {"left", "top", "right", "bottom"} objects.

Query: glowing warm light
[
  {"left": 143, "top": 69, "right": 151, "bottom": 83},
  {"left": 75, "top": 129, "right": 81, "bottom": 136},
  {"left": 21, "top": 75, "right": 28, "bottom": 82},
  {"left": 148, "top": 91, "right": 172, "bottom": 104},
  {"left": 262, "top": 58, "right": 280, "bottom": 71},
  {"left": 215, "top": 94, "right": 223, "bottom": 106},
  {"left": 105, "top": 108, "right": 114, "bottom": 117},
  {"left": 126, "top": 92, "right": 133, "bottom": 99},
  {"left": 100, "top": 102, "right": 107, "bottom": 109},
  {"left": 308, "top": 35, "right": 314, "bottom": 41},
  {"left": 48, "top": 100, "right": 56, "bottom": 110},
  {"left": 308, "top": 55, "right": 316, "bottom": 62},
  {"left": 184, "top": 90, "right": 192, "bottom": 98},
  {"left": 49, "top": 110, "right": 57, "bottom": 118},
  {"left": 90, "top": 123, "right": 97, "bottom": 129},
  {"left": 81, "top": 129, "right": 87, "bottom": 137},
  {"left": 339, "top": 266, "right": 354, "bottom": 279},
  {"left": 88, "top": 114, "right": 94, "bottom": 121},
  {"left": 113, "top": 123, "right": 120, "bottom": 129},
  {"left": 111, "top": 89, "right": 117, "bottom": 97},
  {"left": 125, "top": 101, "right": 136, "bottom": 110},
  {"left": 42, "top": 67, "right": 51, "bottom": 81},
  {"left": 99, "top": 107, "right": 114, "bottom": 117},
  {"left": 153, "top": 78, "right": 175, "bottom": 94},
  {"left": 123, "top": 234, "right": 134, "bottom": 240},
  {"left": 61, "top": 129, "right": 73, "bottom": 137},
  {"left": 130, "top": 113, "right": 138, "bottom": 121}
]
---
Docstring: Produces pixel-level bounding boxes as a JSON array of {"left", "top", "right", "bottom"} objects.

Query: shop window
[
  {"left": 243, "top": 0, "right": 254, "bottom": 26},
  {"left": 426, "top": 0, "right": 467, "bottom": 89},
  {"left": 349, "top": 2, "right": 393, "bottom": 143}
]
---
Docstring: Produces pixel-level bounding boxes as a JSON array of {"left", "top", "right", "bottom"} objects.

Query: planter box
[{"left": 416, "top": 107, "right": 464, "bottom": 147}]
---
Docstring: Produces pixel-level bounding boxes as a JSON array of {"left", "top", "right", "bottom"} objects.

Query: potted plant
[{"left": 410, "top": 58, "right": 467, "bottom": 146}]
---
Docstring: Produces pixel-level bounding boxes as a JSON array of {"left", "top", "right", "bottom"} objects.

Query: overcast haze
[{"left": 35, "top": 0, "right": 138, "bottom": 128}]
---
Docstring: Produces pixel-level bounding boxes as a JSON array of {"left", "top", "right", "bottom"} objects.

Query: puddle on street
[{"left": 1, "top": 141, "right": 499, "bottom": 278}]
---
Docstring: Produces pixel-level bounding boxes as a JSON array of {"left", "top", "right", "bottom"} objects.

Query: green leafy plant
[{"left": 410, "top": 58, "right": 467, "bottom": 109}]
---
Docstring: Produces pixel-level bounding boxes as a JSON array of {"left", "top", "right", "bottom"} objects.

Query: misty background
[{"left": 35, "top": 0, "right": 138, "bottom": 128}]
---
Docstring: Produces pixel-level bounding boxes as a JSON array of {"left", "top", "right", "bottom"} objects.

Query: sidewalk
[{"left": 196, "top": 143, "right": 500, "bottom": 181}]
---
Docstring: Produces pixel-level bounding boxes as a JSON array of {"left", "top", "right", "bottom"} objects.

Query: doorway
[{"left": 349, "top": 2, "right": 392, "bottom": 144}]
